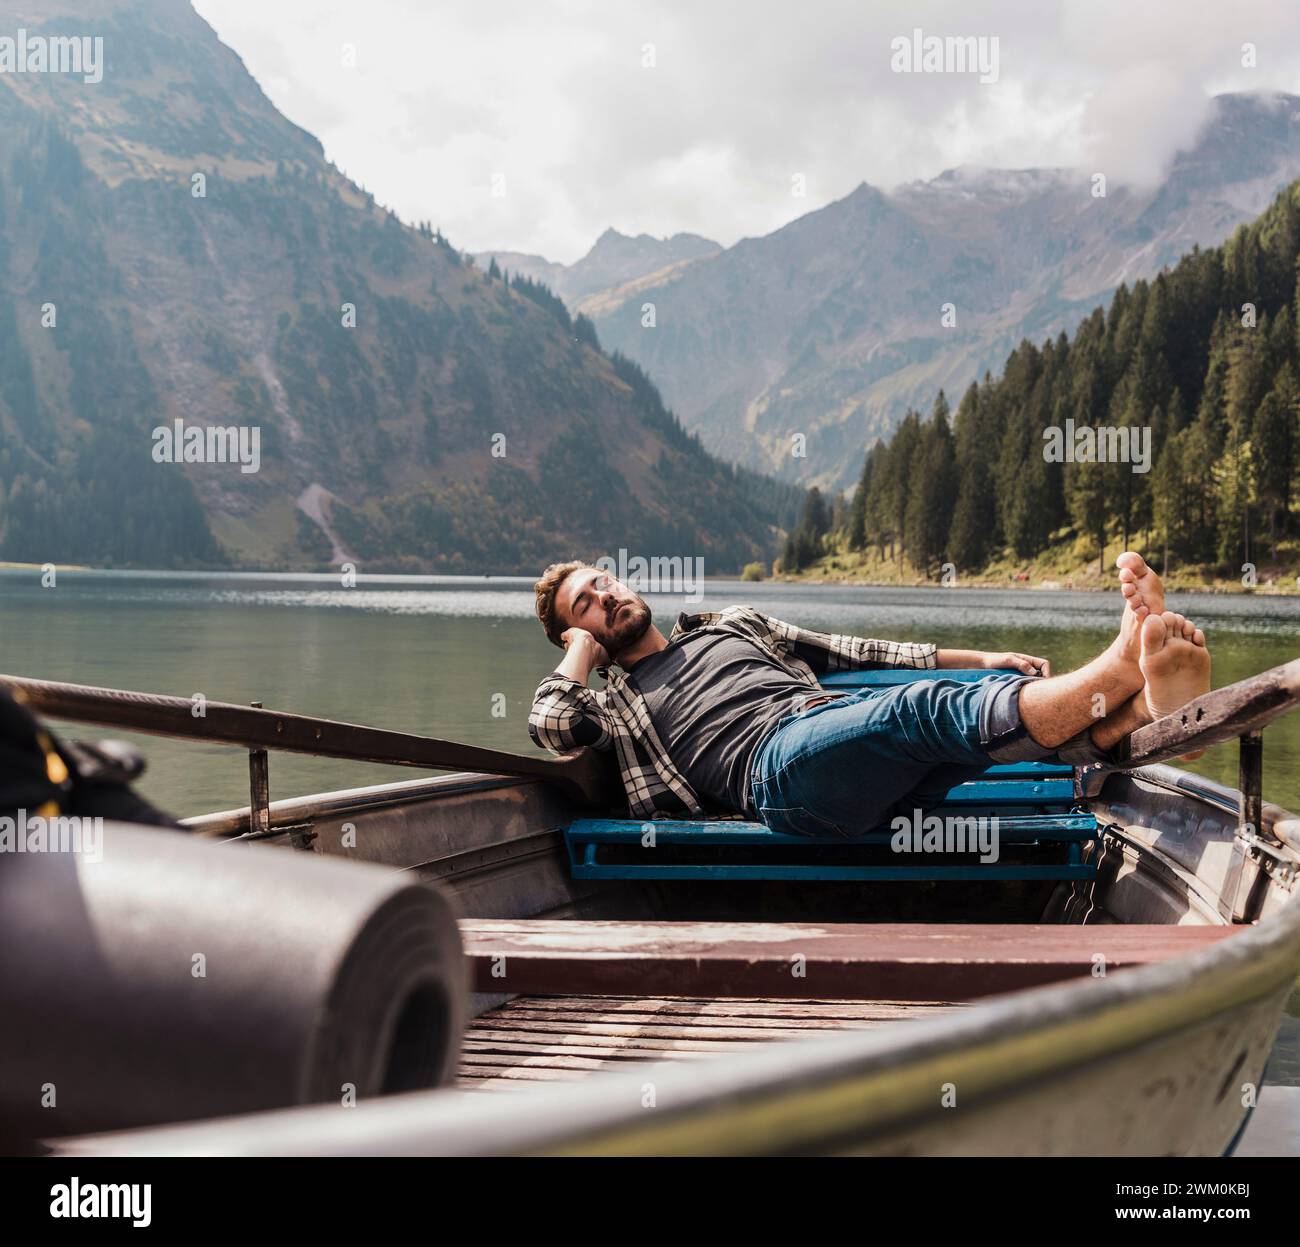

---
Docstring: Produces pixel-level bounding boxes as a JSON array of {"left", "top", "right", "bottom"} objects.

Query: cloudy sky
[{"left": 193, "top": 0, "right": 1300, "bottom": 264}]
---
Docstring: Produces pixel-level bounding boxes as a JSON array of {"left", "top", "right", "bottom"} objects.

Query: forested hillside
[{"left": 782, "top": 179, "right": 1300, "bottom": 584}]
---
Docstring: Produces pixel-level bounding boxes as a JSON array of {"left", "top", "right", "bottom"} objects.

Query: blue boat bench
[{"left": 564, "top": 668, "right": 1099, "bottom": 883}]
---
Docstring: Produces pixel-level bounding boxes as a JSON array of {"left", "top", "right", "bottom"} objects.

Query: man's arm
[
  {"left": 746, "top": 610, "right": 1050, "bottom": 677},
  {"left": 527, "top": 629, "right": 617, "bottom": 753},
  {"left": 748, "top": 610, "right": 938, "bottom": 673},
  {"left": 936, "top": 649, "right": 1051, "bottom": 677}
]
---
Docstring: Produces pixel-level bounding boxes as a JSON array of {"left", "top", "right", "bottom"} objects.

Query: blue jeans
[{"left": 747, "top": 674, "right": 1089, "bottom": 839}]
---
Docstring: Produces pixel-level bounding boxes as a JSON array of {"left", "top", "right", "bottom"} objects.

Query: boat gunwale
[{"left": 183, "top": 770, "right": 537, "bottom": 837}]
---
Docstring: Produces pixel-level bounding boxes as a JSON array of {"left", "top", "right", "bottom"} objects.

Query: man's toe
[{"left": 1140, "top": 613, "right": 1167, "bottom": 656}]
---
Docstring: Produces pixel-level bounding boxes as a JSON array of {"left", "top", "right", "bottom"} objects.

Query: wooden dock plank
[{"left": 460, "top": 919, "right": 1241, "bottom": 1001}]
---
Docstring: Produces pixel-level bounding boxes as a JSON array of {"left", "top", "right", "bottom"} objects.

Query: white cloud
[{"left": 194, "top": 0, "right": 1300, "bottom": 262}]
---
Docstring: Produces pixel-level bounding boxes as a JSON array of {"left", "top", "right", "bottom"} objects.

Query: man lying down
[{"left": 527, "top": 553, "right": 1210, "bottom": 836}]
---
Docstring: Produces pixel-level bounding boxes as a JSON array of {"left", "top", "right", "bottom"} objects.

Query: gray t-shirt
[{"left": 626, "top": 630, "right": 813, "bottom": 816}]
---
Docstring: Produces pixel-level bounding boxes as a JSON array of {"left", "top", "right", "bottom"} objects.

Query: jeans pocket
[{"left": 757, "top": 803, "right": 846, "bottom": 839}]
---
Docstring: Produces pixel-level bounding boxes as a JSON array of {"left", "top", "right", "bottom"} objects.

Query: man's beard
[{"left": 600, "top": 598, "right": 652, "bottom": 658}]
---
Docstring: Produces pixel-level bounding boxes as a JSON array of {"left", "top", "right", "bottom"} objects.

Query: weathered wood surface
[
  {"left": 460, "top": 919, "right": 1241, "bottom": 1001},
  {"left": 1108, "top": 657, "right": 1300, "bottom": 773},
  {"left": 458, "top": 994, "right": 960, "bottom": 1090}
]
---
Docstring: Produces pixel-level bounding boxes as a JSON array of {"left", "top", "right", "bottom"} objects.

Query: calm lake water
[
  {"left": 2, "top": 568, "right": 1296, "bottom": 819},
  {"left": 2, "top": 566, "right": 1299, "bottom": 1096}
]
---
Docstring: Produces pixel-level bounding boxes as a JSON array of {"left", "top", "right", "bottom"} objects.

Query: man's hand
[
  {"left": 557, "top": 628, "right": 611, "bottom": 684},
  {"left": 937, "top": 648, "right": 1051, "bottom": 676},
  {"left": 981, "top": 651, "right": 1051, "bottom": 677}
]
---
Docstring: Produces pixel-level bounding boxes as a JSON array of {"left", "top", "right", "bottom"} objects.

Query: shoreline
[
  {"left": 769, "top": 539, "right": 1300, "bottom": 596},
  {"left": 771, "top": 573, "right": 1300, "bottom": 594}
]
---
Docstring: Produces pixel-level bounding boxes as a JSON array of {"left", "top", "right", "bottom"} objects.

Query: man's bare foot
[
  {"left": 1117, "top": 552, "right": 1166, "bottom": 624},
  {"left": 1105, "top": 551, "right": 1162, "bottom": 680},
  {"left": 1139, "top": 610, "right": 1211, "bottom": 760}
]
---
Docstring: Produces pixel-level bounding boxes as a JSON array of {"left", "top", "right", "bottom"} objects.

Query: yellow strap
[{"left": 35, "top": 730, "right": 69, "bottom": 785}]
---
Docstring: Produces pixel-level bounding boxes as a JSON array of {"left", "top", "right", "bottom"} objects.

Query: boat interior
[{"left": 179, "top": 667, "right": 1300, "bottom": 1097}]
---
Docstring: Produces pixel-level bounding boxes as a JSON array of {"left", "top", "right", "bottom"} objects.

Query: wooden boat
[{"left": 7, "top": 658, "right": 1300, "bottom": 1157}]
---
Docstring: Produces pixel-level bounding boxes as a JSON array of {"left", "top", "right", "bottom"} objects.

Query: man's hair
[{"left": 534, "top": 560, "right": 594, "bottom": 648}]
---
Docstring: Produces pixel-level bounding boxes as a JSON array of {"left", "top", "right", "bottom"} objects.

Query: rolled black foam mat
[{"left": 0, "top": 820, "right": 465, "bottom": 1144}]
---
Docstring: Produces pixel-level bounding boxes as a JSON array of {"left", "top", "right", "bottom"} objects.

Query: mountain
[
  {"left": 830, "top": 177, "right": 1300, "bottom": 582},
  {"left": 585, "top": 92, "right": 1300, "bottom": 491},
  {"left": 476, "top": 227, "right": 721, "bottom": 308},
  {"left": 0, "top": 0, "right": 797, "bottom": 573}
]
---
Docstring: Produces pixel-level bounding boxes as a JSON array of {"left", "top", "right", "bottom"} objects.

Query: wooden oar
[{"left": 0, "top": 674, "right": 616, "bottom": 807}]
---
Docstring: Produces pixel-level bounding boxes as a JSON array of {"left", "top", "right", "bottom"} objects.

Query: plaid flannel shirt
[{"left": 528, "top": 604, "right": 938, "bottom": 819}]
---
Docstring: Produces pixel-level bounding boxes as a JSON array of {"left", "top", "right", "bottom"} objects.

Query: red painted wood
[{"left": 460, "top": 919, "right": 1242, "bottom": 1001}]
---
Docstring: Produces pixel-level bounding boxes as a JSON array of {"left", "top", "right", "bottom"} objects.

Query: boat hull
[{"left": 56, "top": 759, "right": 1300, "bottom": 1157}]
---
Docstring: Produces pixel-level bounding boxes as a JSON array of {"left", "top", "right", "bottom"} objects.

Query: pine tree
[
  {"left": 781, "top": 487, "right": 832, "bottom": 572},
  {"left": 883, "top": 410, "right": 921, "bottom": 563},
  {"left": 1254, "top": 364, "right": 1298, "bottom": 557},
  {"left": 1182, "top": 416, "right": 1221, "bottom": 563},
  {"left": 1225, "top": 318, "right": 1270, "bottom": 436},
  {"left": 904, "top": 397, "right": 956, "bottom": 577},
  {"left": 948, "top": 382, "right": 1000, "bottom": 568},
  {"left": 1214, "top": 434, "right": 1257, "bottom": 567},
  {"left": 1152, "top": 431, "right": 1182, "bottom": 574},
  {"left": 847, "top": 441, "right": 884, "bottom": 551}
]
